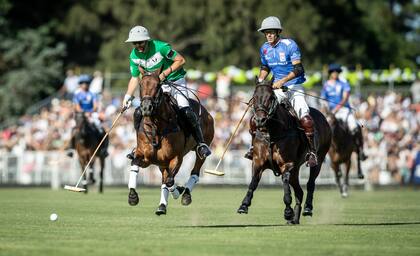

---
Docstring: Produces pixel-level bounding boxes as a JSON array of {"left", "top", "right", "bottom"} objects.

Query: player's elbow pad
[{"left": 292, "top": 63, "right": 304, "bottom": 77}]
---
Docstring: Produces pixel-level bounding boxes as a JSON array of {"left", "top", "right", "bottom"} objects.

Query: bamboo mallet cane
[
  {"left": 64, "top": 100, "right": 132, "bottom": 192},
  {"left": 204, "top": 101, "right": 252, "bottom": 176}
]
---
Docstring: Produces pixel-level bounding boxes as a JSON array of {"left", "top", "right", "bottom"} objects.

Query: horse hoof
[
  {"left": 358, "top": 174, "right": 365, "bottom": 179},
  {"left": 181, "top": 188, "right": 191, "bottom": 206},
  {"left": 237, "top": 205, "right": 248, "bottom": 214},
  {"left": 284, "top": 208, "right": 294, "bottom": 221},
  {"left": 155, "top": 204, "right": 167, "bottom": 215},
  {"left": 287, "top": 220, "right": 296, "bottom": 225},
  {"left": 302, "top": 208, "right": 313, "bottom": 217},
  {"left": 128, "top": 188, "right": 139, "bottom": 206},
  {"left": 341, "top": 192, "right": 349, "bottom": 198}
]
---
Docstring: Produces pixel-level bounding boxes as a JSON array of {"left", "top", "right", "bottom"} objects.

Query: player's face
[
  {"left": 264, "top": 30, "right": 279, "bottom": 44},
  {"left": 80, "top": 83, "right": 89, "bottom": 91},
  {"left": 330, "top": 71, "right": 339, "bottom": 80},
  {"left": 133, "top": 41, "right": 148, "bottom": 52}
]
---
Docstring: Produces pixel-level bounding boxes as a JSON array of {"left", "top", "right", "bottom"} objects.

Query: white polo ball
[{"left": 50, "top": 213, "right": 58, "bottom": 221}]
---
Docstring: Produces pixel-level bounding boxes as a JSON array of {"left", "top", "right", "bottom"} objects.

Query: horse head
[
  {"left": 140, "top": 68, "right": 163, "bottom": 117},
  {"left": 253, "top": 79, "right": 277, "bottom": 128}
]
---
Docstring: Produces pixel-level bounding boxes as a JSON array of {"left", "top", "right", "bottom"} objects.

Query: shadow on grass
[
  {"left": 182, "top": 221, "right": 420, "bottom": 228},
  {"left": 181, "top": 224, "right": 288, "bottom": 228},
  {"left": 332, "top": 221, "right": 420, "bottom": 226}
]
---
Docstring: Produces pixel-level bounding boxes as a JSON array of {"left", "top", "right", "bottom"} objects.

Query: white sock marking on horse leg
[
  {"left": 185, "top": 175, "right": 199, "bottom": 192},
  {"left": 160, "top": 184, "right": 169, "bottom": 205},
  {"left": 168, "top": 184, "right": 180, "bottom": 199},
  {"left": 128, "top": 165, "right": 139, "bottom": 189}
]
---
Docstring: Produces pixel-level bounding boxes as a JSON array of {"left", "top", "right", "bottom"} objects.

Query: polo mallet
[
  {"left": 64, "top": 98, "right": 133, "bottom": 192},
  {"left": 205, "top": 102, "right": 252, "bottom": 176}
]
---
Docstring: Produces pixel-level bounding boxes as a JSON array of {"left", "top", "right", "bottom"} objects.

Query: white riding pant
[
  {"left": 274, "top": 84, "right": 310, "bottom": 119},
  {"left": 161, "top": 78, "right": 190, "bottom": 108},
  {"left": 335, "top": 107, "right": 358, "bottom": 132},
  {"left": 89, "top": 112, "right": 103, "bottom": 131}
]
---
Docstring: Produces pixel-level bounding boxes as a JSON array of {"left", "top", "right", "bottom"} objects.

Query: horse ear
[{"left": 155, "top": 65, "right": 163, "bottom": 76}]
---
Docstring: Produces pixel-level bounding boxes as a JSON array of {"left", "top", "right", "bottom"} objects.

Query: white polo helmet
[
  {"left": 125, "top": 26, "right": 151, "bottom": 42},
  {"left": 258, "top": 16, "right": 282, "bottom": 32}
]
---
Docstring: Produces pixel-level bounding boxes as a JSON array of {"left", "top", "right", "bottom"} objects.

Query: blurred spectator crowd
[{"left": 0, "top": 72, "right": 419, "bottom": 186}]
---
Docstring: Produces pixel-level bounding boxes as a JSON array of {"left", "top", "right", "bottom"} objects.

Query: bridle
[
  {"left": 140, "top": 72, "right": 163, "bottom": 113},
  {"left": 253, "top": 83, "right": 278, "bottom": 127}
]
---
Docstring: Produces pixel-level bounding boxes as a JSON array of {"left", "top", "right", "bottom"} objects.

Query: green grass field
[{"left": 1, "top": 186, "right": 419, "bottom": 256}]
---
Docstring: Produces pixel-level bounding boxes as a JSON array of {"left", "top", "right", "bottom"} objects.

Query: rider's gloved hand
[{"left": 122, "top": 94, "right": 134, "bottom": 110}]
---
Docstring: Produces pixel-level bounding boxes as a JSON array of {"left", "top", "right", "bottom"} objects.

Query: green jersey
[{"left": 129, "top": 39, "right": 186, "bottom": 81}]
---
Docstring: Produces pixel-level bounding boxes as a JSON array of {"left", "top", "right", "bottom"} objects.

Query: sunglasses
[
  {"left": 132, "top": 41, "right": 147, "bottom": 46},
  {"left": 264, "top": 30, "right": 278, "bottom": 35}
]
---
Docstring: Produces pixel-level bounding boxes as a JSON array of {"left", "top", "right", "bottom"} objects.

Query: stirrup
[
  {"left": 196, "top": 143, "right": 211, "bottom": 159},
  {"left": 305, "top": 152, "right": 318, "bottom": 167}
]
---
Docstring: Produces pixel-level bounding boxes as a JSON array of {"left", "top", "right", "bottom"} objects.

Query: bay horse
[
  {"left": 326, "top": 112, "right": 364, "bottom": 197},
  {"left": 237, "top": 80, "right": 332, "bottom": 224},
  {"left": 128, "top": 70, "right": 214, "bottom": 215},
  {"left": 73, "top": 112, "right": 108, "bottom": 193}
]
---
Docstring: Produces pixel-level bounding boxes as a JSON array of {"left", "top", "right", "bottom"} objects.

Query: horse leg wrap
[
  {"left": 128, "top": 165, "right": 139, "bottom": 189},
  {"left": 185, "top": 175, "right": 199, "bottom": 192},
  {"left": 168, "top": 184, "right": 180, "bottom": 199},
  {"left": 160, "top": 184, "right": 169, "bottom": 206}
]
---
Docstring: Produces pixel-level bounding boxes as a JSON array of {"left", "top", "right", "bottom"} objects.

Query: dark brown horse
[
  {"left": 73, "top": 112, "right": 107, "bottom": 193},
  {"left": 128, "top": 70, "right": 214, "bottom": 215},
  {"left": 237, "top": 81, "right": 332, "bottom": 224},
  {"left": 326, "top": 112, "right": 364, "bottom": 197}
]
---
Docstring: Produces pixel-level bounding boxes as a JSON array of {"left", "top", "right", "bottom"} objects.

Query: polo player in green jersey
[{"left": 123, "top": 25, "right": 211, "bottom": 159}]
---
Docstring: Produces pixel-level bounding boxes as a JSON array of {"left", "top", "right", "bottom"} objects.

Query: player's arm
[
  {"left": 273, "top": 60, "right": 304, "bottom": 89},
  {"left": 125, "top": 76, "right": 140, "bottom": 97},
  {"left": 258, "top": 66, "right": 270, "bottom": 82},
  {"left": 333, "top": 91, "right": 350, "bottom": 114},
  {"left": 258, "top": 47, "right": 270, "bottom": 82},
  {"left": 92, "top": 94, "right": 98, "bottom": 112},
  {"left": 72, "top": 94, "right": 82, "bottom": 112},
  {"left": 159, "top": 48, "right": 185, "bottom": 81}
]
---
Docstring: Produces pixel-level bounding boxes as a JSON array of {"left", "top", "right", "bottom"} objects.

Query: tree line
[{"left": 0, "top": 0, "right": 418, "bottom": 121}]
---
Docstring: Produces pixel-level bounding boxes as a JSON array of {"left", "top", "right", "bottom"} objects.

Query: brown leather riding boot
[{"left": 300, "top": 115, "right": 318, "bottom": 167}]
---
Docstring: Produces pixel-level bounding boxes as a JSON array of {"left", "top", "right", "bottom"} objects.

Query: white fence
[{"left": 0, "top": 150, "right": 367, "bottom": 189}]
